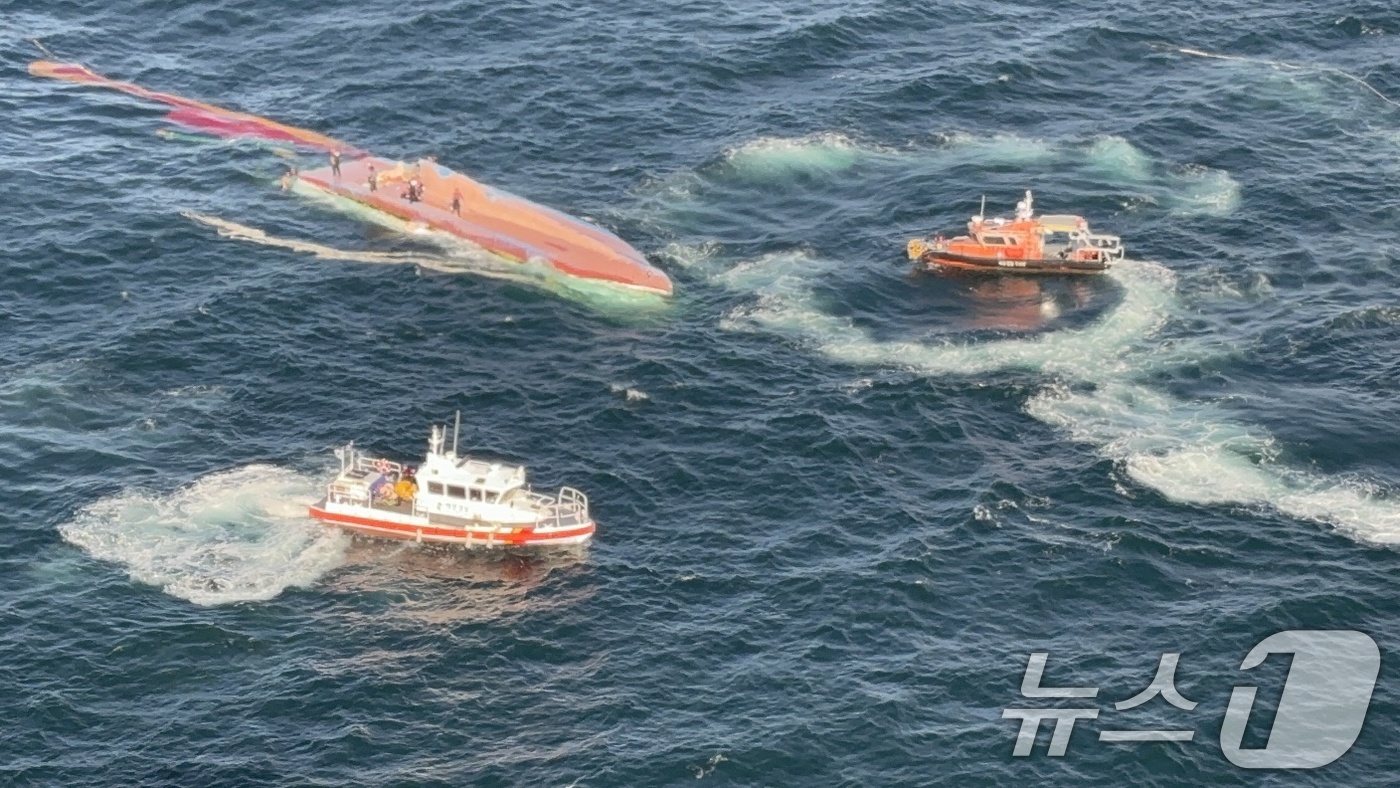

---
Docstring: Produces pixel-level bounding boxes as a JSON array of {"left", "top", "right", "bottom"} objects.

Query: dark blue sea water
[{"left": 3, "top": 1, "right": 1400, "bottom": 784}]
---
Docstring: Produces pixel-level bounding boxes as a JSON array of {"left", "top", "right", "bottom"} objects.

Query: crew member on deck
[
  {"left": 330, "top": 149, "right": 341, "bottom": 178},
  {"left": 367, "top": 165, "right": 378, "bottom": 192},
  {"left": 451, "top": 188, "right": 462, "bottom": 216},
  {"left": 395, "top": 470, "right": 417, "bottom": 502}
]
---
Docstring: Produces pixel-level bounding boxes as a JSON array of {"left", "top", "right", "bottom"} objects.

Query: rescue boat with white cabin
[
  {"left": 906, "top": 190, "right": 1124, "bottom": 275},
  {"left": 308, "top": 415, "right": 595, "bottom": 547}
]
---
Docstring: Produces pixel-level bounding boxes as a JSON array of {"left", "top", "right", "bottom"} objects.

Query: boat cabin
[{"left": 411, "top": 424, "right": 541, "bottom": 524}]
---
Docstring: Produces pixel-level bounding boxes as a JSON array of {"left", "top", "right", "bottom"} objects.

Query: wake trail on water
[
  {"left": 1169, "top": 46, "right": 1400, "bottom": 111},
  {"left": 183, "top": 212, "right": 670, "bottom": 314},
  {"left": 713, "top": 251, "right": 1400, "bottom": 544},
  {"left": 59, "top": 465, "right": 347, "bottom": 605},
  {"left": 182, "top": 211, "right": 538, "bottom": 280},
  {"left": 664, "top": 132, "right": 1399, "bottom": 541}
]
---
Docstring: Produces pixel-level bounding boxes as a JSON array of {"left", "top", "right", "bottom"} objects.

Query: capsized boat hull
[
  {"left": 309, "top": 501, "right": 595, "bottom": 547},
  {"left": 298, "top": 158, "right": 673, "bottom": 296},
  {"left": 29, "top": 61, "right": 359, "bottom": 154},
  {"left": 30, "top": 58, "right": 671, "bottom": 298},
  {"left": 916, "top": 250, "right": 1111, "bottom": 275}
]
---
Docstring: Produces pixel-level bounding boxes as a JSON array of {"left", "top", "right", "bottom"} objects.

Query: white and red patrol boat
[{"left": 308, "top": 416, "right": 595, "bottom": 547}]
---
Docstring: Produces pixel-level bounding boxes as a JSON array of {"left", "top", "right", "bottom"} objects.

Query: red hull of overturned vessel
[
  {"left": 29, "top": 59, "right": 672, "bottom": 296},
  {"left": 299, "top": 158, "right": 672, "bottom": 295}
]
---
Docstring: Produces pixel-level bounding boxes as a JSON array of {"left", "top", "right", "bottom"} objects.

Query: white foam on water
[
  {"left": 182, "top": 211, "right": 667, "bottom": 315},
  {"left": 658, "top": 240, "right": 722, "bottom": 272},
  {"left": 722, "top": 254, "right": 1178, "bottom": 380},
  {"left": 1164, "top": 165, "right": 1241, "bottom": 216},
  {"left": 1084, "top": 135, "right": 1155, "bottom": 182},
  {"left": 59, "top": 464, "right": 347, "bottom": 605},
  {"left": 715, "top": 250, "right": 1400, "bottom": 544},
  {"left": 609, "top": 382, "right": 650, "bottom": 402},
  {"left": 1032, "top": 381, "right": 1400, "bottom": 542},
  {"left": 721, "top": 133, "right": 873, "bottom": 180},
  {"left": 933, "top": 131, "right": 1058, "bottom": 166},
  {"left": 1333, "top": 305, "right": 1400, "bottom": 327},
  {"left": 1079, "top": 137, "right": 1240, "bottom": 216},
  {"left": 927, "top": 133, "right": 1240, "bottom": 217}
]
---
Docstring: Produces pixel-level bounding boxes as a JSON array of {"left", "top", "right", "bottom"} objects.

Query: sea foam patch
[
  {"left": 719, "top": 133, "right": 875, "bottom": 181},
  {"left": 60, "top": 464, "right": 347, "bottom": 605},
  {"left": 715, "top": 248, "right": 1400, "bottom": 544}
]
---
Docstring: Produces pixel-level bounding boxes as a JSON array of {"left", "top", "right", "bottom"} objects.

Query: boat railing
[
  {"left": 334, "top": 442, "right": 404, "bottom": 477},
  {"left": 542, "top": 486, "right": 590, "bottom": 528},
  {"left": 1067, "top": 232, "right": 1125, "bottom": 262},
  {"left": 328, "top": 442, "right": 404, "bottom": 505},
  {"left": 1085, "top": 234, "right": 1124, "bottom": 261},
  {"left": 327, "top": 480, "right": 370, "bottom": 505}
]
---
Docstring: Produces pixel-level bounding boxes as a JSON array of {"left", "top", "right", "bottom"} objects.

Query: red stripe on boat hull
[{"left": 308, "top": 506, "right": 595, "bottom": 546}]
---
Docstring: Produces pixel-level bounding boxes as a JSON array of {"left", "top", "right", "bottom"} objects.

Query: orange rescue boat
[{"left": 907, "top": 191, "right": 1124, "bottom": 275}]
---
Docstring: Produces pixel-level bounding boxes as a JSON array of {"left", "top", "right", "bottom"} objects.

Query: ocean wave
[
  {"left": 59, "top": 464, "right": 346, "bottom": 605},
  {"left": 1334, "top": 16, "right": 1389, "bottom": 36},
  {"left": 1325, "top": 305, "right": 1400, "bottom": 329}
]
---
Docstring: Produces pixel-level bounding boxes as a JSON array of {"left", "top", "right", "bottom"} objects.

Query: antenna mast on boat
[
  {"left": 452, "top": 410, "right": 461, "bottom": 457},
  {"left": 978, "top": 195, "right": 986, "bottom": 220}
]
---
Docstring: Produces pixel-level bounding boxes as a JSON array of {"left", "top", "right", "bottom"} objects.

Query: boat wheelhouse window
[
  {"left": 426, "top": 482, "right": 444, "bottom": 495},
  {"left": 469, "top": 489, "right": 483, "bottom": 502},
  {"left": 484, "top": 492, "right": 499, "bottom": 504},
  {"left": 447, "top": 485, "right": 466, "bottom": 498},
  {"left": 981, "top": 236, "right": 1008, "bottom": 245}
]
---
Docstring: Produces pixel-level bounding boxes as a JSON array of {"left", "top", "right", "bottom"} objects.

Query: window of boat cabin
[
  {"left": 981, "top": 236, "right": 1008, "bottom": 245},
  {"left": 469, "top": 488, "right": 483, "bottom": 502},
  {"left": 446, "top": 485, "right": 466, "bottom": 498},
  {"left": 426, "top": 482, "right": 444, "bottom": 495},
  {"left": 484, "top": 492, "right": 499, "bottom": 504}
]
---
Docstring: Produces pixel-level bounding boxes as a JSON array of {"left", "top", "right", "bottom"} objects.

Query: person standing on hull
[
  {"left": 367, "top": 164, "right": 377, "bottom": 192},
  {"left": 451, "top": 188, "right": 462, "bottom": 216},
  {"left": 330, "top": 149, "right": 341, "bottom": 178}
]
